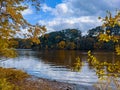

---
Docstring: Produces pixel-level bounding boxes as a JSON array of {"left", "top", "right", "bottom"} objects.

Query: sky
[{"left": 22, "top": 0, "right": 120, "bottom": 35}]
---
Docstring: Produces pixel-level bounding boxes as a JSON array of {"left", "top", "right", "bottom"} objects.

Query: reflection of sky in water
[{"left": 0, "top": 50, "right": 99, "bottom": 86}]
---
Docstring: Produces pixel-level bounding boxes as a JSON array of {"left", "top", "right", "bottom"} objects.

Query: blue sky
[{"left": 22, "top": 0, "right": 120, "bottom": 35}]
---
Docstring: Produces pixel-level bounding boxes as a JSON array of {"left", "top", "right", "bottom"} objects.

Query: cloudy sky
[{"left": 22, "top": 0, "right": 120, "bottom": 35}]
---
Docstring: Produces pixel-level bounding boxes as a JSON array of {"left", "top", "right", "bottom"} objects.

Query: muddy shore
[{"left": 23, "top": 76, "right": 96, "bottom": 90}]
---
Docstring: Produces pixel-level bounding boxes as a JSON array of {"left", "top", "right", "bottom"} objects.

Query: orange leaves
[
  {"left": 58, "top": 41, "right": 66, "bottom": 49},
  {"left": 115, "top": 45, "right": 120, "bottom": 55},
  {"left": 87, "top": 51, "right": 120, "bottom": 80},
  {"left": 6, "top": 6, "right": 25, "bottom": 25},
  {"left": 72, "top": 57, "right": 84, "bottom": 72},
  {"left": 1, "top": 49, "right": 17, "bottom": 58},
  {"left": 98, "top": 10, "right": 120, "bottom": 55},
  {"left": 66, "top": 42, "right": 76, "bottom": 50},
  {"left": 0, "top": 38, "right": 17, "bottom": 57},
  {"left": 31, "top": 37, "right": 40, "bottom": 44},
  {"left": 27, "top": 25, "right": 46, "bottom": 44},
  {"left": 99, "top": 34, "right": 111, "bottom": 42},
  {"left": 0, "top": 0, "right": 46, "bottom": 57},
  {"left": 99, "top": 34, "right": 118, "bottom": 42},
  {"left": 28, "top": 29, "right": 32, "bottom": 33},
  {"left": 99, "top": 10, "right": 120, "bottom": 28},
  {"left": 0, "top": 67, "right": 29, "bottom": 89}
]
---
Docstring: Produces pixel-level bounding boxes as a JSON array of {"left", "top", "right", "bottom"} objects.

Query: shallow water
[{"left": 0, "top": 50, "right": 120, "bottom": 87}]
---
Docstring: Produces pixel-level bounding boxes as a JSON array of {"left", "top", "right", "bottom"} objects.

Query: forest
[
  {"left": 0, "top": 0, "right": 120, "bottom": 90},
  {"left": 16, "top": 25, "right": 120, "bottom": 51}
]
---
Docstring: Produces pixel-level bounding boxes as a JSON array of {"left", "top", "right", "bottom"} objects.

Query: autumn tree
[
  {"left": 0, "top": 0, "right": 46, "bottom": 57},
  {"left": 87, "top": 10, "right": 120, "bottom": 89},
  {"left": 58, "top": 41, "right": 66, "bottom": 49},
  {"left": 66, "top": 42, "right": 76, "bottom": 50},
  {"left": 99, "top": 10, "right": 120, "bottom": 54}
]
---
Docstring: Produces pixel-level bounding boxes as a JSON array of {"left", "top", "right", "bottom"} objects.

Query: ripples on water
[{"left": 0, "top": 50, "right": 119, "bottom": 86}]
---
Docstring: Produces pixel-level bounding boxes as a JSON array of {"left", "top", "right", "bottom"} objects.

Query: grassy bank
[
  {"left": 0, "top": 67, "right": 29, "bottom": 90},
  {"left": 0, "top": 67, "right": 74, "bottom": 90}
]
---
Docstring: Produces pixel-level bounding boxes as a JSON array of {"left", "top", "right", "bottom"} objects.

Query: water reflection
[
  {"left": 88, "top": 51, "right": 120, "bottom": 89},
  {"left": 0, "top": 50, "right": 120, "bottom": 87},
  {"left": 36, "top": 50, "right": 88, "bottom": 68}
]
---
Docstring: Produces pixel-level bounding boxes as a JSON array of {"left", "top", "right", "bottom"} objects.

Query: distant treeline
[{"left": 15, "top": 25, "right": 120, "bottom": 51}]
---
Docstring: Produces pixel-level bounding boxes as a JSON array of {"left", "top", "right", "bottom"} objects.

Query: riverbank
[
  {"left": 26, "top": 76, "right": 75, "bottom": 90},
  {"left": 23, "top": 76, "right": 96, "bottom": 90},
  {"left": 0, "top": 67, "right": 74, "bottom": 90},
  {"left": 0, "top": 67, "right": 95, "bottom": 90}
]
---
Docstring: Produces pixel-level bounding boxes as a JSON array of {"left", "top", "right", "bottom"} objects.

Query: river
[{"left": 0, "top": 49, "right": 120, "bottom": 88}]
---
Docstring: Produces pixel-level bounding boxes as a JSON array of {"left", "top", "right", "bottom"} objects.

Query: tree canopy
[
  {"left": 0, "top": 0, "right": 46, "bottom": 57},
  {"left": 98, "top": 10, "right": 120, "bottom": 55}
]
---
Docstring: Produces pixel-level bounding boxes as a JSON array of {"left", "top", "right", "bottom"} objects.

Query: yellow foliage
[
  {"left": 86, "top": 11, "right": 120, "bottom": 89},
  {"left": 88, "top": 51, "right": 120, "bottom": 78},
  {"left": 99, "top": 34, "right": 118, "bottom": 43},
  {"left": 72, "top": 57, "right": 84, "bottom": 72},
  {"left": 58, "top": 41, "right": 66, "bottom": 49},
  {"left": 0, "top": 0, "right": 46, "bottom": 57},
  {"left": 0, "top": 78, "right": 17, "bottom": 90},
  {"left": 66, "top": 42, "right": 76, "bottom": 50},
  {"left": 0, "top": 67, "right": 29, "bottom": 90},
  {"left": 115, "top": 45, "right": 120, "bottom": 55},
  {"left": 98, "top": 10, "right": 120, "bottom": 55},
  {"left": 87, "top": 51, "right": 120, "bottom": 89},
  {"left": 99, "top": 10, "right": 120, "bottom": 27}
]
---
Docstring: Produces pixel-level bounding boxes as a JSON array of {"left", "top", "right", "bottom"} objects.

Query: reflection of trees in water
[
  {"left": 36, "top": 50, "right": 85, "bottom": 68},
  {"left": 36, "top": 50, "right": 120, "bottom": 67},
  {"left": 36, "top": 50, "right": 120, "bottom": 89},
  {"left": 88, "top": 51, "right": 120, "bottom": 90},
  {"left": 72, "top": 57, "right": 84, "bottom": 72}
]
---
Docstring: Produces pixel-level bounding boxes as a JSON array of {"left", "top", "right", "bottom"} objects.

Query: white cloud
[
  {"left": 38, "top": 0, "right": 120, "bottom": 34},
  {"left": 41, "top": 4, "right": 52, "bottom": 12},
  {"left": 22, "top": 8, "right": 33, "bottom": 15},
  {"left": 39, "top": 16, "right": 102, "bottom": 34},
  {"left": 54, "top": 3, "right": 68, "bottom": 15}
]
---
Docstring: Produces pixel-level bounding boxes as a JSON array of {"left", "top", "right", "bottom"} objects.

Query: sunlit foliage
[
  {"left": 0, "top": 67, "right": 58, "bottom": 90},
  {"left": 99, "top": 10, "right": 120, "bottom": 54},
  {"left": 0, "top": 67, "right": 29, "bottom": 90},
  {"left": 0, "top": 0, "right": 46, "bottom": 89},
  {"left": 36, "top": 29, "right": 81, "bottom": 50},
  {"left": 99, "top": 10, "right": 120, "bottom": 27},
  {"left": 58, "top": 41, "right": 66, "bottom": 49},
  {"left": 85, "top": 11, "right": 120, "bottom": 89},
  {"left": 115, "top": 45, "right": 120, "bottom": 55},
  {"left": 88, "top": 51, "right": 120, "bottom": 89},
  {"left": 99, "top": 34, "right": 118, "bottom": 42},
  {"left": 0, "top": 0, "right": 46, "bottom": 57},
  {"left": 72, "top": 57, "right": 84, "bottom": 72},
  {"left": 66, "top": 42, "right": 76, "bottom": 50}
]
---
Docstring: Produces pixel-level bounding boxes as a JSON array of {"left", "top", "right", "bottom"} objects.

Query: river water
[{"left": 0, "top": 49, "right": 120, "bottom": 87}]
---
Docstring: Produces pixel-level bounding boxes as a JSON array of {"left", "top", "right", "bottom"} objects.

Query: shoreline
[
  {"left": 27, "top": 75, "right": 96, "bottom": 90},
  {"left": 28, "top": 76, "right": 75, "bottom": 90},
  {"left": 0, "top": 67, "right": 96, "bottom": 90}
]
